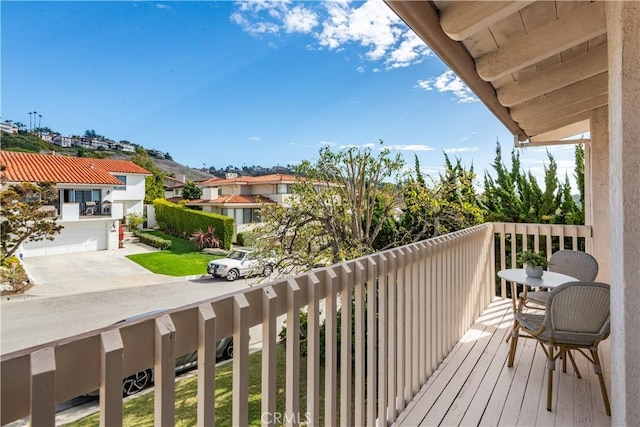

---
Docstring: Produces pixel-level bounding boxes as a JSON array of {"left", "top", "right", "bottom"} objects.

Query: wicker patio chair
[
  {"left": 508, "top": 281, "right": 611, "bottom": 415},
  {"left": 523, "top": 250, "right": 599, "bottom": 308}
]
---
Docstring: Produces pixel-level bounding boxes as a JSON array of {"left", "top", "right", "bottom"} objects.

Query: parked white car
[{"left": 207, "top": 249, "right": 274, "bottom": 281}]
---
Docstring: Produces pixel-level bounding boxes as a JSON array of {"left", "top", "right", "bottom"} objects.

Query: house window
[
  {"left": 243, "top": 209, "right": 252, "bottom": 224},
  {"left": 276, "top": 184, "right": 292, "bottom": 194},
  {"left": 114, "top": 175, "right": 126, "bottom": 191},
  {"left": 242, "top": 209, "right": 261, "bottom": 224}
]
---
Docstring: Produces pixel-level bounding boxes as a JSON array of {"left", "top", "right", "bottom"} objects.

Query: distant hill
[
  {"left": 1, "top": 131, "right": 214, "bottom": 182},
  {"left": 106, "top": 152, "right": 214, "bottom": 182}
]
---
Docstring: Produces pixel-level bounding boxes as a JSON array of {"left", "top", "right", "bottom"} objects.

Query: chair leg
[
  {"left": 566, "top": 350, "right": 581, "bottom": 378},
  {"left": 591, "top": 347, "right": 611, "bottom": 416},
  {"left": 547, "top": 343, "right": 555, "bottom": 411},
  {"left": 508, "top": 328, "right": 519, "bottom": 368}
]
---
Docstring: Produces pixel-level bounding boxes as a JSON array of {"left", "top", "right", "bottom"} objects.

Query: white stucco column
[
  {"left": 589, "top": 106, "right": 610, "bottom": 282},
  {"left": 606, "top": 2, "right": 640, "bottom": 425}
]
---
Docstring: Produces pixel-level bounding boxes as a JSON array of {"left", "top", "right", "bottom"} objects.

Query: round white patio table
[{"left": 498, "top": 268, "right": 577, "bottom": 343}]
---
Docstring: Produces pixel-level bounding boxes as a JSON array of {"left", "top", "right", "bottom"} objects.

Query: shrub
[
  {"left": 236, "top": 231, "right": 256, "bottom": 247},
  {"left": 133, "top": 230, "right": 172, "bottom": 250},
  {"left": 126, "top": 213, "right": 146, "bottom": 230},
  {"left": 1, "top": 256, "right": 31, "bottom": 295}
]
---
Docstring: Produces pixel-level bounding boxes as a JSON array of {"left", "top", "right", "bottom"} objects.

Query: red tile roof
[
  {"left": 201, "top": 173, "right": 301, "bottom": 186},
  {"left": 0, "top": 151, "right": 150, "bottom": 185}
]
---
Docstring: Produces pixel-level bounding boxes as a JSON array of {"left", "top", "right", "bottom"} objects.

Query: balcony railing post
[
  {"left": 196, "top": 304, "right": 216, "bottom": 427},
  {"left": 386, "top": 251, "right": 398, "bottom": 423},
  {"left": 366, "top": 257, "right": 377, "bottom": 426},
  {"left": 30, "top": 347, "right": 56, "bottom": 427},
  {"left": 154, "top": 314, "right": 176, "bottom": 427},
  {"left": 307, "top": 273, "right": 321, "bottom": 427},
  {"left": 261, "top": 286, "right": 278, "bottom": 427},
  {"left": 339, "top": 263, "right": 353, "bottom": 427},
  {"left": 377, "top": 253, "right": 389, "bottom": 426},
  {"left": 285, "top": 279, "right": 301, "bottom": 427},
  {"left": 100, "top": 330, "right": 124, "bottom": 427},
  {"left": 395, "top": 248, "right": 406, "bottom": 413},
  {"left": 353, "top": 259, "right": 365, "bottom": 427},
  {"left": 232, "top": 294, "right": 250, "bottom": 427},
  {"left": 324, "top": 268, "right": 339, "bottom": 427}
]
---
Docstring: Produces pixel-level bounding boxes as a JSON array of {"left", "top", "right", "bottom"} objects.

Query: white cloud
[
  {"left": 387, "top": 144, "right": 435, "bottom": 152},
  {"left": 318, "top": 0, "right": 402, "bottom": 61},
  {"left": 249, "top": 136, "right": 262, "bottom": 142},
  {"left": 385, "top": 31, "right": 431, "bottom": 69},
  {"left": 417, "top": 70, "right": 478, "bottom": 104},
  {"left": 156, "top": 3, "right": 170, "bottom": 10},
  {"left": 443, "top": 147, "right": 479, "bottom": 154},
  {"left": 283, "top": 5, "right": 318, "bottom": 33},
  {"left": 230, "top": 12, "right": 280, "bottom": 35},
  {"left": 231, "top": 0, "right": 430, "bottom": 69}
]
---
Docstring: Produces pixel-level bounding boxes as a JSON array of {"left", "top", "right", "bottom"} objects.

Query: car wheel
[
  {"left": 262, "top": 264, "right": 273, "bottom": 277},
  {"left": 224, "top": 340, "right": 234, "bottom": 359},
  {"left": 122, "top": 369, "right": 152, "bottom": 397},
  {"left": 226, "top": 269, "right": 239, "bottom": 281}
]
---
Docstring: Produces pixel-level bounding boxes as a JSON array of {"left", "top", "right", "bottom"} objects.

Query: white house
[
  {"left": 0, "top": 151, "right": 150, "bottom": 256},
  {"left": 0, "top": 122, "right": 19, "bottom": 134}
]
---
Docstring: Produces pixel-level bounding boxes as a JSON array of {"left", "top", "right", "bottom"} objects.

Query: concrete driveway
[{"left": 17, "top": 243, "right": 196, "bottom": 297}]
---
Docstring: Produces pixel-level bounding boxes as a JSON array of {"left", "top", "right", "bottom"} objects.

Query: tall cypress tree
[{"left": 483, "top": 142, "right": 585, "bottom": 225}]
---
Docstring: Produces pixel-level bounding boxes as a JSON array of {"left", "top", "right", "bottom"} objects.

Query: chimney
[{"left": 182, "top": 174, "right": 186, "bottom": 183}]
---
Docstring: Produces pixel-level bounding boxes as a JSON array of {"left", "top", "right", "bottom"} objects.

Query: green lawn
[
  {"left": 67, "top": 343, "right": 325, "bottom": 427},
  {"left": 126, "top": 231, "right": 224, "bottom": 276}
]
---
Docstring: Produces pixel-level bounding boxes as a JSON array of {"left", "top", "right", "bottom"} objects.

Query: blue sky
[{"left": 1, "top": 0, "right": 578, "bottom": 187}]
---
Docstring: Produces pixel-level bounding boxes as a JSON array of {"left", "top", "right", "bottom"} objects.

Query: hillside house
[{"left": 0, "top": 151, "right": 150, "bottom": 256}]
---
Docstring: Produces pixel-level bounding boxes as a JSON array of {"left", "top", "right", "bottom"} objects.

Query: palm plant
[{"left": 190, "top": 226, "right": 221, "bottom": 249}]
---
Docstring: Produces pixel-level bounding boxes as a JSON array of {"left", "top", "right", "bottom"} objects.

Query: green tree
[
  {"left": 253, "top": 142, "right": 406, "bottom": 273},
  {"left": 132, "top": 148, "right": 165, "bottom": 204},
  {"left": 400, "top": 154, "right": 484, "bottom": 243},
  {"left": 182, "top": 181, "right": 202, "bottom": 200},
  {"left": 483, "top": 142, "right": 584, "bottom": 225},
  {"left": 0, "top": 179, "right": 64, "bottom": 261},
  {"left": 483, "top": 143, "right": 523, "bottom": 222}
]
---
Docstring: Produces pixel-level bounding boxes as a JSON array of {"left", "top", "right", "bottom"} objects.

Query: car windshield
[{"left": 226, "top": 250, "right": 249, "bottom": 260}]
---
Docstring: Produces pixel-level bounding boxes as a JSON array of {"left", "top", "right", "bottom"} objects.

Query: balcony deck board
[{"left": 395, "top": 298, "right": 611, "bottom": 427}]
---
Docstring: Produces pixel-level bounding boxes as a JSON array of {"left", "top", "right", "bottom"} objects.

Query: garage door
[{"left": 24, "top": 220, "right": 108, "bottom": 257}]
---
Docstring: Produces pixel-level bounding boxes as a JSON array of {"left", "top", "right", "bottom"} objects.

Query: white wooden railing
[{"left": 0, "top": 222, "right": 592, "bottom": 426}]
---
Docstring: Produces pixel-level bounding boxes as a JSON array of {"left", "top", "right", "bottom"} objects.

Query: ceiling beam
[
  {"left": 530, "top": 120, "right": 590, "bottom": 142},
  {"left": 518, "top": 94, "right": 608, "bottom": 131},
  {"left": 476, "top": 1, "right": 606, "bottom": 81},
  {"left": 510, "top": 73, "right": 608, "bottom": 121},
  {"left": 384, "top": 0, "right": 528, "bottom": 140},
  {"left": 515, "top": 138, "right": 589, "bottom": 148},
  {"left": 523, "top": 110, "right": 592, "bottom": 137},
  {"left": 497, "top": 43, "right": 608, "bottom": 107},
  {"left": 440, "top": 1, "right": 535, "bottom": 41}
]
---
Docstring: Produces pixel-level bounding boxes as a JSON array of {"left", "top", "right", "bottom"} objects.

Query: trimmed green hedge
[
  {"left": 236, "top": 231, "right": 256, "bottom": 247},
  {"left": 133, "top": 230, "right": 172, "bottom": 250},
  {"left": 153, "top": 199, "right": 234, "bottom": 250}
]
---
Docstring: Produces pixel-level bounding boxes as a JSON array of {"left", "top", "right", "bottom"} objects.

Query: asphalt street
[{"left": 1, "top": 243, "right": 271, "bottom": 354}]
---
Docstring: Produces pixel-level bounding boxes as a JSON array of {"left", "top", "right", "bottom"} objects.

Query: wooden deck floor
[{"left": 394, "top": 298, "right": 611, "bottom": 427}]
